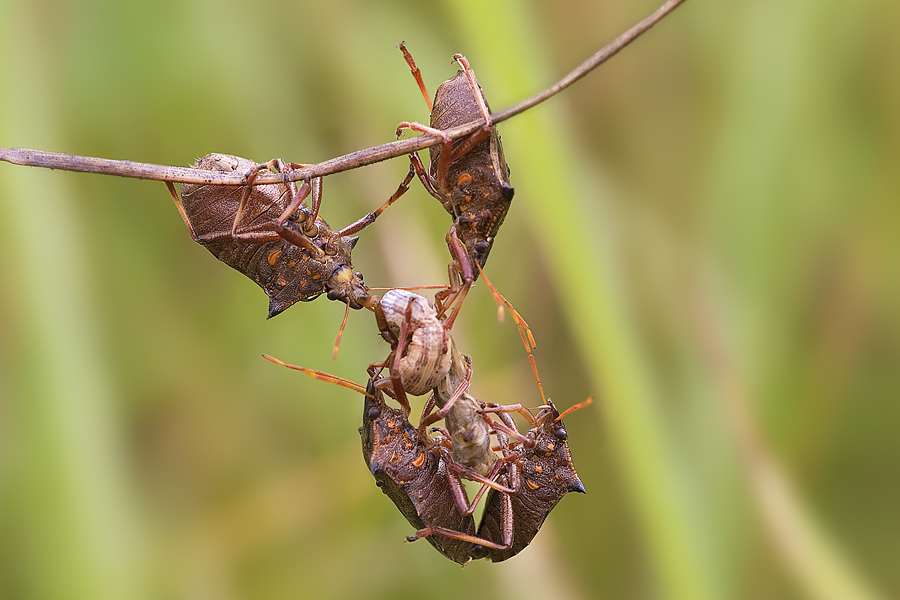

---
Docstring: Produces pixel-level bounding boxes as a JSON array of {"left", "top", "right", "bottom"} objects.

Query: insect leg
[
  {"left": 386, "top": 302, "right": 414, "bottom": 417},
  {"left": 406, "top": 151, "right": 444, "bottom": 204},
  {"left": 446, "top": 53, "right": 494, "bottom": 162},
  {"left": 417, "top": 361, "right": 472, "bottom": 434},
  {"left": 329, "top": 163, "right": 416, "bottom": 239},
  {"left": 396, "top": 121, "right": 453, "bottom": 195},
  {"left": 166, "top": 181, "right": 198, "bottom": 241},
  {"left": 397, "top": 42, "right": 433, "bottom": 111},
  {"left": 479, "top": 403, "right": 539, "bottom": 427},
  {"left": 437, "top": 226, "right": 474, "bottom": 329},
  {"left": 407, "top": 465, "right": 514, "bottom": 553},
  {"left": 232, "top": 158, "right": 283, "bottom": 237},
  {"left": 274, "top": 176, "right": 313, "bottom": 230}
]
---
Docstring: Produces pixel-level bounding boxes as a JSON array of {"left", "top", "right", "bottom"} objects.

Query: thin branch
[
  {"left": 490, "top": 0, "right": 688, "bottom": 125},
  {"left": 0, "top": 0, "right": 687, "bottom": 187}
]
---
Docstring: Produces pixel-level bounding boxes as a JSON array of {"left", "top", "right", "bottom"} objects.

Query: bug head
[
  {"left": 525, "top": 399, "right": 586, "bottom": 495},
  {"left": 325, "top": 264, "right": 377, "bottom": 309},
  {"left": 450, "top": 211, "right": 494, "bottom": 272}
]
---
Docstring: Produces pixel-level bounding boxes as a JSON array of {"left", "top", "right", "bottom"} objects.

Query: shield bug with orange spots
[
  {"left": 167, "top": 153, "right": 383, "bottom": 318},
  {"left": 470, "top": 398, "right": 592, "bottom": 562},
  {"left": 392, "top": 44, "right": 515, "bottom": 327},
  {"left": 359, "top": 375, "right": 481, "bottom": 564}
]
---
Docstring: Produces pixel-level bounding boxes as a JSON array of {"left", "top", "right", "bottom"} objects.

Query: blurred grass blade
[
  {"left": 0, "top": 4, "right": 144, "bottom": 599},
  {"left": 692, "top": 293, "right": 885, "bottom": 600}
]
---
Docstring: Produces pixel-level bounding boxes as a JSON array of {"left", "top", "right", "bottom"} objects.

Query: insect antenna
[
  {"left": 367, "top": 285, "right": 447, "bottom": 291},
  {"left": 332, "top": 300, "right": 352, "bottom": 360},
  {"left": 555, "top": 397, "right": 594, "bottom": 421},
  {"left": 261, "top": 354, "right": 371, "bottom": 397}
]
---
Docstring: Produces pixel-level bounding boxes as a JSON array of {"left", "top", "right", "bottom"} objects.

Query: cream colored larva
[{"left": 379, "top": 289, "right": 452, "bottom": 395}]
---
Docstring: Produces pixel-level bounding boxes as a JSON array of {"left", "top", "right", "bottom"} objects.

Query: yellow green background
[{"left": 1, "top": 0, "right": 897, "bottom": 598}]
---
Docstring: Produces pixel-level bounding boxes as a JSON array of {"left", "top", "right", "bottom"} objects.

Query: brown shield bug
[
  {"left": 392, "top": 44, "right": 515, "bottom": 327},
  {"left": 167, "top": 153, "right": 380, "bottom": 318},
  {"left": 358, "top": 375, "right": 479, "bottom": 564},
  {"left": 470, "top": 398, "right": 591, "bottom": 562}
]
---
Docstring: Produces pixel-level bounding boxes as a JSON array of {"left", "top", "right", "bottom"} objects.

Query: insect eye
[
  {"left": 367, "top": 406, "right": 381, "bottom": 420},
  {"left": 554, "top": 428, "right": 568, "bottom": 441},
  {"left": 501, "top": 183, "right": 515, "bottom": 202}
]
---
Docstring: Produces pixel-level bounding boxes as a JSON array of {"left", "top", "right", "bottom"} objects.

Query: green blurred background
[{"left": 1, "top": 0, "right": 898, "bottom": 598}]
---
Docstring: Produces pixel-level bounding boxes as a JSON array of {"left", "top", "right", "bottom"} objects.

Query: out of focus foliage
[{"left": 1, "top": 1, "right": 897, "bottom": 598}]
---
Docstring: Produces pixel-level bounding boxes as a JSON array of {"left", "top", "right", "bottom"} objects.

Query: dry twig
[{"left": 1, "top": 0, "right": 687, "bottom": 186}]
